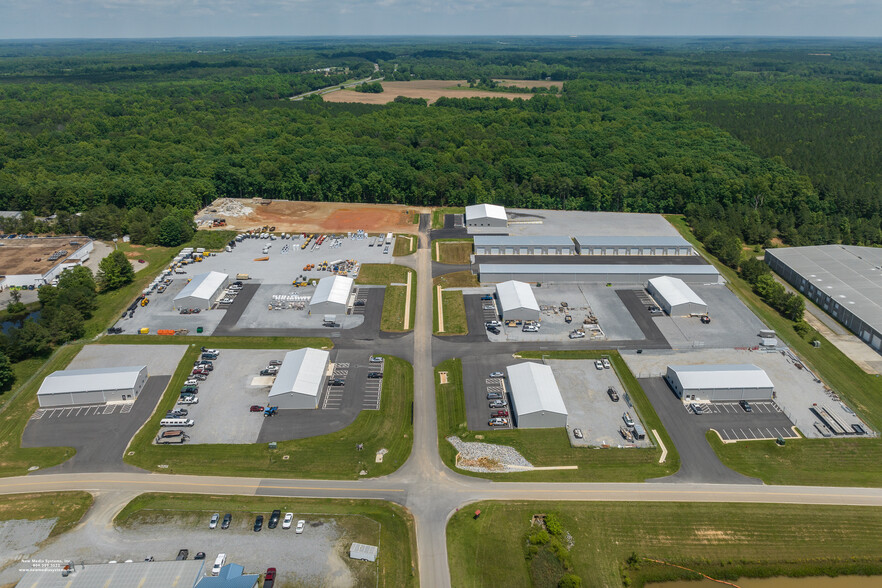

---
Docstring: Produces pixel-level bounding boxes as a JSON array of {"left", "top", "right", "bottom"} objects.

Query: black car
[
  {"left": 329, "top": 378, "right": 345, "bottom": 386},
  {"left": 221, "top": 513, "right": 231, "bottom": 529},
  {"left": 176, "top": 549, "right": 188, "bottom": 561},
  {"left": 194, "top": 552, "right": 206, "bottom": 560},
  {"left": 268, "top": 509, "right": 281, "bottom": 529},
  {"left": 739, "top": 400, "right": 752, "bottom": 413},
  {"left": 166, "top": 409, "right": 188, "bottom": 418},
  {"left": 254, "top": 515, "right": 264, "bottom": 532},
  {"left": 487, "top": 327, "right": 500, "bottom": 335},
  {"left": 367, "top": 372, "right": 383, "bottom": 379}
]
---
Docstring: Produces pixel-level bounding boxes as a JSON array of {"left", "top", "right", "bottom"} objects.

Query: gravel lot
[
  {"left": 111, "top": 276, "right": 227, "bottom": 336},
  {"left": 0, "top": 519, "right": 57, "bottom": 579},
  {"left": 234, "top": 283, "right": 365, "bottom": 330},
  {"left": 447, "top": 436, "right": 533, "bottom": 472},
  {"left": 67, "top": 344, "right": 187, "bottom": 377}
]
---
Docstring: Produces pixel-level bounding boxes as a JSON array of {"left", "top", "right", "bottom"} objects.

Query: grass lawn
[
  {"left": 447, "top": 501, "right": 882, "bottom": 588},
  {"left": 124, "top": 354, "right": 413, "bottom": 479},
  {"left": 116, "top": 493, "right": 416, "bottom": 587},
  {"left": 668, "top": 214, "right": 882, "bottom": 486},
  {"left": 357, "top": 264, "right": 416, "bottom": 332},
  {"left": 435, "top": 354, "right": 678, "bottom": 482},
  {"left": 393, "top": 234, "right": 417, "bottom": 256},
  {"left": 433, "top": 270, "right": 479, "bottom": 289},
  {"left": 0, "top": 491, "right": 94, "bottom": 537},
  {"left": 434, "top": 290, "right": 467, "bottom": 335},
  {"left": 432, "top": 239, "right": 473, "bottom": 264},
  {"left": 431, "top": 207, "right": 465, "bottom": 229}
]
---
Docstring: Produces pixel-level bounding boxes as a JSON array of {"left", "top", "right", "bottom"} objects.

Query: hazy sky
[{"left": 2, "top": 0, "right": 881, "bottom": 39}]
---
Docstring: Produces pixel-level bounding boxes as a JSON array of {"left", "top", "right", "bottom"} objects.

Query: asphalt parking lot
[
  {"left": 457, "top": 354, "right": 518, "bottom": 431},
  {"left": 111, "top": 275, "right": 228, "bottom": 336},
  {"left": 689, "top": 401, "right": 799, "bottom": 441}
]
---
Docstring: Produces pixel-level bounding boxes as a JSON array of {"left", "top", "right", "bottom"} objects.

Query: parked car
[
  {"left": 489, "top": 400, "right": 507, "bottom": 409},
  {"left": 268, "top": 510, "right": 281, "bottom": 529},
  {"left": 329, "top": 378, "right": 345, "bottom": 386},
  {"left": 522, "top": 325, "right": 539, "bottom": 332},
  {"left": 194, "top": 552, "right": 205, "bottom": 560},
  {"left": 367, "top": 372, "right": 383, "bottom": 379},
  {"left": 253, "top": 515, "right": 263, "bottom": 532},
  {"left": 487, "top": 327, "right": 500, "bottom": 335},
  {"left": 211, "top": 554, "right": 226, "bottom": 576},
  {"left": 569, "top": 330, "right": 585, "bottom": 339},
  {"left": 690, "top": 403, "right": 703, "bottom": 415},
  {"left": 166, "top": 409, "right": 188, "bottom": 418},
  {"left": 485, "top": 321, "right": 501, "bottom": 328},
  {"left": 178, "top": 396, "right": 198, "bottom": 404},
  {"left": 295, "top": 520, "right": 305, "bottom": 534},
  {"left": 209, "top": 513, "right": 219, "bottom": 529},
  {"left": 184, "top": 379, "right": 199, "bottom": 386},
  {"left": 268, "top": 360, "right": 282, "bottom": 366},
  {"left": 488, "top": 417, "right": 509, "bottom": 427},
  {"left": 480, "top": 295, "right": 493, "bottom": 300},
  {"left": 221, "top": 513, "right": 231, "bottom": 529},
  {"left": 260, "top": 369, "right": 278, "bottom": 376},
  {"left": 369, "top": 356, "right": 383, "bottom": 363},
  {"left": 250, "top": 405, "right": 264, "bottom": 413},
  {"left": 739, "top": 400, "right": 752, "bottom": 412},
  {"left": 573, "top": 428, "right": 584, "bottom": 439},
  {"left": 180, "top": 386, "right": 198, "bottom": 394},
  {"left": 622, "top": 412, "right": 635, "bottom": 427},
  {"left": 594, "top": 360, "right": 604, "bottom": 370},
  {"left": 201, "top": 347, "right": 219, "bottom": 355},
  {"left": 264, "top": 568, "right": 276, "bottom": 587},
  {"left": 491, "top": 409, "right": 509, "bottom": 417},
  {"left": 176, "top": 549, "right": 189, "bottom": 561},
  {"left": 602, "top": 358, "right": 611, "bottom": 369},
  {"left": 487, "top": 392, "right": 502, "bottom": 400},
  {"left": 282, "top": 512, "right": 294, "bottom": 529},
  {"left": 482, "top": 304, "right": 496, "bottom": 310},
  {"left": 201, "top": 353, "right": 218, "bottom": 360},
  {"left": 489, "top": 371, "right": 504, "bottom": 378},
  {"left": 607, "top": 387, "right": 620, "bottom": 402}
]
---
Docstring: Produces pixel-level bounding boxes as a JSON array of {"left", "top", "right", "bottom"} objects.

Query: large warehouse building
[
  {"left": 268, "top": 348, "right": 330, "bottom": 409},
  {"left": 495, "top": 280, "right": 540, "bottom": 321},
  {"left": 505, "top": 362, "right": 568, "bottom": 428},
  {"left": 465, "top": 203, "right": 508, "bottom": 230},
  {"left": 173, "top": 271, "right": 228, "bottom": 310},
  {"left": 474, "top": 235, "right": 575, "bottom": 256},
  {"left": 37, "top": 365, "right": 148, "bottom": 407},
  {"left": 647, "top": 275, "right": 708, "bottom": 316},
  {"left": 665, "top": 364, "right": 774, "bottom": 401},
  {"left": 309, "top": 275, "right": 354, "bottom": 315},
  {"left": 478, "top": 263, "right": 719, "bottom": 285},
  {"left": 574, "top": 235, "right": 693, "bottom": 256},
  {"left": 766, "top": 245, "right": 882, "bottom": 353}
]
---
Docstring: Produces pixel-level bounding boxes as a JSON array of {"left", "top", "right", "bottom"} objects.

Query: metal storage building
[
  {"left": 478, "top": 263, "right": 720, "bottom": 285},
  {"left": 647, "top": 275, "right": 707, "bottom": 316},
  {"left": 766, "top": 245, "right": 882, "bottom": 354},
  {"left": 574, "top": 235, "right": 693, "bottom": 256},
  {"left": 37, "top": 365, "right": 148, "bottom": 407},
  {"left": 474, "top": 235, "right": 575, "bottom": 256},
  {"left": 495, "top": 280, "right": 540, "bottom": 321},
  {"left": 16, "top": 560, "right": 207, "bottom": 588},
  {"left": 465, "top": 203, "right": 508, "bottom": 229},
  {"left": 173, "top": 271, "right": 228, "bottom": 310},
  {"left": 665, "top": 364, "right": 774, "bottom": 401},
  {"left": 268, "top": 348, "right": 330, "bottom": 409},
  {"left": 505, "top": 362, "right": 568, "bottom": 428},
  {"left": 309, "top": 275, "right": 354, "bottom": 315}
]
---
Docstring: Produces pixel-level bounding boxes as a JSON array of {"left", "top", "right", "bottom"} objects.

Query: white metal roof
[
  {"left": 17, "top": 561, "right": 206, "bottom": 588},
  {"left": 349, "top": 542, "right": 379, "bottom": 562},
  {"left": 465, "top": 203, "right": 507, "bottom": 222},
  {"left": 480, "top": 263, "right": 719, "bottom": 277},
  {"left": 311, "top": 275, "right": 354, "bottom": 306},
  {"left": 174, "top": 271, "right": 228, "bottom": 302},
  {"left": 38, "top": 366, "right": 146, "bottom": 396},
  {"left": 668, "top": 364, "right": 774, "bottom": 390},
  {"left": 575, "top": 235, "right": 692, "bottom": 248},
  {"left": 506, "top": 362, "right": 568, "bottom": 416},
  {"left": 269, "top": 348, "right": 330, "bottom": 401},
  {"left": 648, "top": 276, "right": 706, "bottom": 308},
  {"left": 474, "top": 235, "right": 574, "bottom": 247},
  {"left": 495, "top": 280, "right": 540, "bottom": 313}
]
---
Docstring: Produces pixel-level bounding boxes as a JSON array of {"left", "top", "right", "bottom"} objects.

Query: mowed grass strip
[
  {"left": 434, "top": 270, "right": 479, "bottom": 289},
  {"left": 433, "top": 239, "right": 473, "bottom": 264},
  {"left": 447, "top": 501, "right": 882, "bottom": 588},
  {"left": 116, "top": 493, "right": 417, "bottom": 587},
  {"left": 392, "top": 234, "right": 417, "bottom": 256},
  {"left": 431, "top": 207, "right": 465, "bottom": 229},
  {"left": 434, "top": 290, "right": 467, "bottom": 335},
  {"left": 668, "top": 214, "right": 882, "bottom": 486},
  {"left": 125, "top": 355, "right": 413, "bottom": 479},
  {"left": 357, "top": 264, "right": 416, "bottom": 332},
  {"left": 435, "top": 355, "right": 678, "bottom": 482},
  {"left": 0, "top": 491, "right": 94, "bottom": 537}
]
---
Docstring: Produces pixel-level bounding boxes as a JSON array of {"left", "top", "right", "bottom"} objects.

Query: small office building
[
  {"left": 309, "top": 275, "right": 353, "bottom": 315},
  {"left": 647, "top": 275, "right": 708, "bottom": 316},
  {"left": 268, "top": 348, "right": 330, "bottom": 409},
  {"left": 465, "top": 204, "right": 508, "bottom": 229},
  {"left": 495, "top": 280, "right": 540, "bottom": 322},
  {"left": 37, "top": 366, "right": 148, "bottom": 408},
  {"left": 173, "top": 271, "right": 229, "bottom": 310},
  {"left": 506, "top": 362, "right": 568, "bottom": 428},
  {"left": 665, "top": 364, "right": 774, "bottom": 401}
]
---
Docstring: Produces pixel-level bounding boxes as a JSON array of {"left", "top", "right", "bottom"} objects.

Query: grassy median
[
  {"left": 124, "top": 354, "right": 413, "bottom": 479},
  {"left": 356, "top": 264, "right": 416, "bottom": 332},
  {"left": 392, "top": 234, "right": 417, "bottom": 256},
  {"left": 432, "top": 239, "right": 473, "bottom": 264},
  {"left": 117, "top": 493, "right": 416, "bottom": 588},
  {"left": 447, "top": 500, "right": 882, "bottom": 588},
  {"left": 435, "top": 354, "right": 678, "bottom": 482},
  {"left": 0, "top": 491, "right": 94, "bottom": 537}
]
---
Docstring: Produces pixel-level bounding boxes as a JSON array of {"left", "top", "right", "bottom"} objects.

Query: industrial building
[
  {"left": 196, "top": 564, "right": 259, "bottom": 588},
  {"left": 478, "top": 263, "right": 720, "bottom": 285},
  {"left": 647, "top": 275, "right": 708, "bottom": 316},
  {"left": 37, "top": 365, "right": 148, "bottom": 408},
  {"left": 465, "top": 203, "right": 508, "bottom": 229},
  {"left": 309, "top": 274, "right": 354, "bottom": 315},
  {"left": 474, "top": 235, "right": 575, "bottom": 256},
  {"left": 173, "top": 271, "right": 229, "bottom": 310},
  {"left": 505, "top": 362, "right": 568, "bottom": 428},
  {"left": 766, "top": 245, "right": 882, "bottom": 353},
  {"left": 495, "top": 280, "right": 540, "bottom": 321},
  {"left": 574, "top": 235, "right": 693, "bottom": 256},
  {"left": 15, "top": 561, "right": 207, "bottom": 588},
  {"left": 268, "top": 348, "right": 330, "bottom": 409},
  {"left": 0, "top": 236, "right": 93, "bottom": 288},
  {"left": 665, "top": 364, "right": 774, "bottom": 401}
]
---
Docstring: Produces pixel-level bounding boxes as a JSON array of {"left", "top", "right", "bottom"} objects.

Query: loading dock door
[
  {"left": 666, "top": 247, "right": 677, "bottom": 255},
  {"left": 642, "top": 247, "right": 652, "bottom": 255},
  {"left": 873, "top": 334, "right": 882, "bottom": 350},
  {"left": 617, "top": 248, "right": 628, "bottom": 255},
  {"left": 561, "top": 247, "right": 571, "bottom": 255},
  {"left": 533, "top": 247, "right": 543, "bottom": 255},
  {"left": 547, "top": 248, "right": 557, "bottom": 255},
  {"left": 593, "top": 248, "right": 603, "bottom": 255},
  {"left": 519, "top": 247, "right": 528, "bottom": 255},
  {"left": 504, "top": 247, "right": 514, "bottom": 255},
  {"left": 490, "top": 247, "right": 500, "bottom": 255},
  {"left": 654, "top": 247, "right": 664, "bottom": 255}
]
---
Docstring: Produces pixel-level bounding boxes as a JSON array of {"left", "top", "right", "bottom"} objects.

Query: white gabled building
[
  {"left": 309, "top": 275, "right": 353, "bottom": 315},
  {"left": 505, "top": 362, "right": 568, "bottom": 428},
  {"left": 665, "top": 364, "right": 774, "bottom": 401},
  {"left": 647, "top": 275, "right": 707, "bottom": 316},
  {"left": 268, "top": 348, "right": 330, "bottom": 409},
  {"left": 495, "top": 280, "right": 540, "bottom": 322},
  {"left": 465, "top": 204, "right": 507, "bottom": 229},
  {"left": 37, "top": 365, "right": 148, "bottom": 407},
  {"left": 173, "top": 271, "right": 228, "bottom": 310}
]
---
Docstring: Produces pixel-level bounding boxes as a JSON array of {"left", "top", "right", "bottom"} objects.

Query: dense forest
[{"left": 1, "top": 37, "right": 882, "bottom": 247}]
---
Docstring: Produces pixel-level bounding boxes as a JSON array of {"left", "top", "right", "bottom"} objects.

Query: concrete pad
[
  {"left": 234, "top": 283, "right": 365, "bottom": 330},
  {"left": 66, "top": 344, "right": 187, "bottom": 376},
  {"left": 504, "top": 209, "right": 681, "bottom": 237}
]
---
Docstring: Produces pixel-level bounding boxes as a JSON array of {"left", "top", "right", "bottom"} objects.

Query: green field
[
  {"left": 434, "top": 290, "right": 467, "bottom": 335},
  {"left": 433, "top": 239, "right": 473, "bottom": 264},
  {"left": 434, "top": 270, "right": 479, "bottom": 289},
  {"left": 356, "top": 264, "right": 416, "bottom": 332},
  {"left": 431, "top": 207, "right": 465, "bottom": 229},
  {"left": 117, "top": 493, "right": 416, "bottom": 588},
  {"left": 393, "top": 233, "right": 417, "bottom": 256},
  {"left": 124, "top": 353, "right": 413, "bottom": 478},
  {"left": 435, "top": 354, "right": 678, "bottom": 482},
  {"left": 668, "top": 214, "right": 882, "bottom": 487},
  {"left": 0, "top": 491, "right": 94, "bottom": 537},
  {"left": 447, "top": 501, "right": 882, "bottom": 588}
]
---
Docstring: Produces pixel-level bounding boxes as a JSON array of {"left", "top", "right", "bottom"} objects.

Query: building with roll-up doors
[
  {"left": 478, "top": 263, "right": 720, "bottom": 285},
  {"left": 37, "top": 365, "right": 148, "bottom": 407},
  {"left": 173, "top": 271, "right": 228, "bottom": 310},
  {"left": 268, "top": 348, "right": 330, "bottom": 409},
  {"left": 574, "top": 235, "right": 693, "bottom": 256},
  {"left": 665, "top": 364, "right": 774, "bottom": 401},
  {"left": 474, "top": 235, "right": 575, "bottom": 256},
  {"left": 465, "top": 204, "right": 508, "bottom": 229},
  {"left": 309, "top": 275, "right": 353, "bottom": 315},
  {"left": 647, "top": 275, "right": 707, "bottom": 316},
  {"left": 495, "top": 280, "right": 540, "bottom": 321},
  {"left": 506, "top": 362, "right": 568, "bottom": 428}
]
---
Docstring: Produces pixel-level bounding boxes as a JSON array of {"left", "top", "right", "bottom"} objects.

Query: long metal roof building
[
  {"left": 37, "top": 365, "right": 148, "bottom": 407},
  {"left": 665, "top": 364, "right": 774, "bottom": 401},
  {"left": 765, "top": 245, "right": 882, "bottom": 354},
  {"left": 474, "top": 235, "right": 575, "bottom": 255},
  {"left": 173, "top": 271, "right": 228, "bottom": 310},
  {"left": 575, "top": 235, "right": 693, "bottom": 256},
  {"left": 309, "top": 275, "right": 353, "bottom": 314},
  {"left": 478, "top": 263, "right": 719, "bottom": 284},
  {"left": 495, "top": 280, "right": 540, "bottom": 321},
  {"left": 647, "top": 275, "right": 707, "bottom": 315},
  {"left": 505, "top": 362, "right": 568, "bottom": 428},
  {"left": 268, "top": 348, "right": 330, "bottom": 409},
  {"left": 16, "top": 560, "right": 206, "bottom": 588}
]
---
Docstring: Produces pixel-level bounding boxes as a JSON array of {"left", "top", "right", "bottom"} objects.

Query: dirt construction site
[{"left": 196, "top": 198, "right": 423, "bottom": 234}]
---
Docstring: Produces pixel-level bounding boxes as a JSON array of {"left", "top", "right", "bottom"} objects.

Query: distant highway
[{"left": 290, "top": 65, "right": 383, "bottom": 101}]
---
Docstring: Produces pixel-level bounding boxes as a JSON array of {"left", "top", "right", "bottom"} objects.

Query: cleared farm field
[{"left": 322, "top": 80, "right": 534, "bottom": 105}]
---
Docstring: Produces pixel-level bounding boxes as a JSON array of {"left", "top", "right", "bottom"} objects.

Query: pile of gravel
[{"left": 446, "top": 436, "right": 533, "bottom": 473}]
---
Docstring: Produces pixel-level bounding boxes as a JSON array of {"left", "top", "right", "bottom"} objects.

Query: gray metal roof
[
  {"left": 648, "top": 276, "right": 706, "bottom": 307},
  {"left": 495, "top": 280, "right": 540, "bottom": 313},
  {"left": 465, "top": 203, "right": 507, "bottom": 221},
  {"left": 350, "top": 542, "right": 379, "bottom": 562},
  {"left": 766, "top": 245, "right": 882, "bottom": 333},
  {"left": 16, "top": 560, "right": 206, "bottom": 587},
  {"left": 269, "top": 348, "right": 329, "bottom": 401},
  {"left": 667, "top": 364, "right": 774, "bottom": 390},
  {"left": 38, "top": 366, "right": 146, "bottom": 396},
  {"left": 479, "top": 264, "right": 719, "bottom": 276},
  {"left": 575, "top": 235, "right": 691, "bottom": 248},
  {"left": 506, "top": 362, "right": 568, "bottom": 417},
  {"left": 311, "top": 275, "right": 353, "bottom": 306},
  {"left": 474, "top": 235, "right": 575, "bottom": 247},
  {"left": 174, "top": 271, "right": 228, "bottom": 302}
]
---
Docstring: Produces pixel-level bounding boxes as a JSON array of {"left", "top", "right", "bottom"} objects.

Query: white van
[
  {"left": 211, "top": 553, "right": 226, "bottom": 576},
  {"left": 159, "top": 418, "right": 194, "bottom": 427}
]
